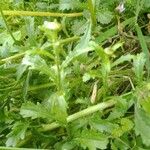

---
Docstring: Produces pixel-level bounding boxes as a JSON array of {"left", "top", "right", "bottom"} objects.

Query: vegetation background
[{"left": 0, "top": 0, "right": 150, "bottom": 149}]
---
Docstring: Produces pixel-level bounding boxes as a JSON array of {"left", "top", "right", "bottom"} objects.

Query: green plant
[{"left": 0, "top": 0, "right": 150, "bottom": 149}]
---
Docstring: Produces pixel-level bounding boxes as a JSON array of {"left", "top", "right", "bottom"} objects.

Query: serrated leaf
[
  {"left": 112, "top": 118, "right": 133, "bottom": 137},
  {"left": 62, "top": 46, "right": 93, "bottom": 68},
  {"left": 71, "top": 20, "right": 87, "bottom": 36},
  {"left": 24, "top": 17, "right": 36, "bottom": 46},
  {"left": 20, "top": 101, "right": 51, "bottom": 120},
  {"left": 0, "top": 30, "right": 21, "bottom": 57},
  {"left": 75, "top": 129, "right": 108, "bottom": 150},
  {"left": 62, "top": 21, "right": 92, "bottom": 68},
  {"left": 20, "top": 54, "right": 56, "bottom": 81},
  {"left": 90, "top": 118, "right": 118, "bottom": 133},
  {"left": 59, "top": 0, "right": 82, "bottom": 10},
  {"left": 112, "top": 54, "right": 134, "bottom": 67},
  {"left": 6, "top": 121, "right": 29, "bottom": 147},
  {"left": 48, "top": 93, "right": 68, "bottom": 124},
  {"left": 135, "top": 104, "right": 150, "bottom": 146},
  {"left": 74, "top": 20, "right": 92, "bottom": 50},
  {"left": 97, "top": 11, "right": 113, "bottom": 24},
  {"left": 108, "top": 97, "right": 128, "bottom": 120}
]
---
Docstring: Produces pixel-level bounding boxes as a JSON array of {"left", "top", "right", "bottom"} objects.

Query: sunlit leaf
[
  {"left": 97, "top": 11, "right": 113, "bottom": 24},
  {"left": 6, "top": 121, "right": 29, "bottom": 147},
  {"left": 135, "top": 104, "right": 150, "bottom": 146},
  {"left": 133, "top": 53, "right": 146, "bottom": 83},
  {"left": 75, "top": 129, "right": 109, "bottom": 150},
  {"left": 20, "top": 101, "right": 51, "bottom": 120},
  {"left": 48, "top": 93, "right": 68, "bottom": 124}
]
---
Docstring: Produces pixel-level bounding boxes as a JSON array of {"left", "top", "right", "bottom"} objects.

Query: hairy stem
[
  {"left": 40, "top": 99, "right": 116, "bottom": 132},
  {"left": 3, "top": 10, "right": 83, "bottom": 17},
  {"left": 0, "top": 147, "right": 47, "bottom": 150},
  {"left": 0, "top": 52, "right": 26, "bottom": 64},
  {"left": 17, "top": 100, "right": 116, "bottom": 147}
]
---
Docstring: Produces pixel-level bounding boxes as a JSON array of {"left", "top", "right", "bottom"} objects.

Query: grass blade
[{"left": 135, "top": 23, "right": 150, "bottom": 76}]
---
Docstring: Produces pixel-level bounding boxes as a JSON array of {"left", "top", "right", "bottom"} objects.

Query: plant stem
[
  {"left": 0, "top": 9, "right": 17, "bottom": 43},
  {"left": 17, "top": 99, "right": 116, "bottom": 147},
  {"left": 3, "top": 10, "right": 83, "bottom": 17},
  {"left": 40, "top": 99, "right": 116, "bottom": 132},
  {"left": 0, "top": 52, "right": 26, "bottom": 64},
  {"left": 0, "top": 49, "right": 55, "bottom": 65},
  {"left": 87, "top": 0, "right": 96, "bottom": 26},
  {"left": 29, "top": 83, "right": 54, "bottom": 91},
  {"left": 0, "top": 147, "right": 47, "bottom": 150},
  {"left": 55, "top": 49, "right": 62, "bottom": 91}
]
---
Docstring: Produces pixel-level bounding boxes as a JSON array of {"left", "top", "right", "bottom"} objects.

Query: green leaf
[
  {"left": 55, "top": 141, "right": 76, "bottom": 150},
  {"left": 16, "top": 64, "right": 28, "bottom": 80},
  {"left": 108, "top": 97, "right": 128, "bottom": 120},
  {"left": 6, "top": 121, "right": 29, "bottom": 147},
  {"left": 135, "top": 104, "right": 150, "bottom": 146},
  {"left": 20, "top": 101, "right": 51, "bottom": 120},
  {"left": 71, "top": 19, "right": 87, "bottom": 36},
  {"left": 136, "top": 83, "right": 150, "bottom": 114},
  {"left": 75, "top": 129, "right": 108, "bottom": 150},
  {"left": 59, "top": 0, "right": 82, "bottom": 10},
  {"left": 112, "top": 54, "right": 134, "bottom": 67},
  {"left": 133, "top": 53, "right": 146, "bottom": 83},
  {"left": 97, "top": 11, "right": 113, "bottom": 24},
  {"left": 0, "top": 30, "right": 21, "bottom": 57},
  {"left": 112, "top": 118, "right": 133, "bottom": 137},
  {"left": 95, "top": 17, "right": 135, "bottom": 43},
  {"left": 23, "top": 70, "right": 32, "bottom": 101},
  {"left": 62, "top": 46, "right": 93, "bottom": 68},
  {"left": 143, "top": 0, "right": 150, "bottom": 8},
  {"left": 20, "top": 54, "right": 56, "bottom": 81},
  {"left": 48, "top": 93, "right": 68, "bottom": 124},
  {"left": 135, "top": 23, "right": 150, "bottom": 74},
  {"left": 90, "top": 118, "right": 118, "bottom": 133},
  {"left": 141, "top": 97, "right": 150, "bottom": 114},
  {"left": 74, "top": 20, "right": 92, "bottom": 50},
  {"left": 82, "top": 73, "right": 91, "bottom": 82},
  {"left": 24, "top": 17, "right": 36, "bottom": 46}
]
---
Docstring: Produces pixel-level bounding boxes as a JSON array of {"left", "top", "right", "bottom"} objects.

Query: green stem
[
  {"left": 0, "top": 52, "right": 26, "bottom": 64},
  {"left": 40, "top": 99, "right": 116, "bottom": 132},
  {"left": 29, "top": 83, "right": 54, "bottom": 91},
  {"left": 0, "top": 49, "right": 55, "bottom": 65},
  {"left": 32, "top": 49, "right": 55, "bottom": 60},
  {"left": 17, "top": 100, "right": 116, "bottom": 147},
  {"left": 52, "top": 33, "right": 62, "bottom": 91},
  {"left": 0, "top": 9, "right": 17, "bottom": 43},
  {"left": 53, "top": 37, "right": 80, "bottom": 91},
  {"left": 87, "top": 0, "right": 96, "bottom": 26},
  {"left": 135, "top": 0, "right": 144, "bottom": 22},
  {"left": 0, "top": 147, "right": 47, "bottom": 150},
  {"left": 3, "top": 10, "right": 83, "bottom": 17},
  {"left": 55, "top": 50, "right": 61, "bottom": 91}
]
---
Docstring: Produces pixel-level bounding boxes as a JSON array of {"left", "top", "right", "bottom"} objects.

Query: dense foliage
[{"left": 0, "top": 0, "right": 150, "bottom": 149}]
